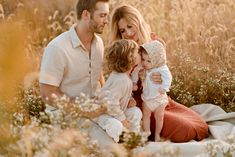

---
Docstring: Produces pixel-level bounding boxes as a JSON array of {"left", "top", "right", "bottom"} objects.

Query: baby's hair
[{"left": 104, "top": 39, "right": 139, "bottom": 74}]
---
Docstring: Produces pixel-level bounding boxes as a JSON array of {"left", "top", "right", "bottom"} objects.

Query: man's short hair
[{"left": 76, "top": 0, "right": 109, "bottom": 19}]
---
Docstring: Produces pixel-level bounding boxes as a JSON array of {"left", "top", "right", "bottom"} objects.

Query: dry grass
[{"left": 0, "top": 0, "right": 234, "bottom": 155}]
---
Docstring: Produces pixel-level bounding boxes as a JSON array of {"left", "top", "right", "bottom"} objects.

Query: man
[
  {"left": 39, "top": 0, "right": 142, "bottom": 142},
  {"left": 39, "top": 0, "right": 109, "bottom": 106}
]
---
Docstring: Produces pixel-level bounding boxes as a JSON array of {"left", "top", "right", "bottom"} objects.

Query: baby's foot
[{"left": 155, "top": 134, "right": 161, "bottom": 142}]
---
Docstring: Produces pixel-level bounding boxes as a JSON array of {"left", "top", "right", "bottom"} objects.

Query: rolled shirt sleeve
[{"left": 39, "top": 44, "right": 66, "bottom": 87}]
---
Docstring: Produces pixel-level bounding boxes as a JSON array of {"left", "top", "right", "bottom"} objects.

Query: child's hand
[
  {"left": 138, "top": 69, "right": 145, "bottom": 81},
  {"left": 132, "top": 83, "right": 138, "bottom": 91},
  {"left": 128, "top": 97, "right": 136, "bottom": 108},
  {"left": 121, "top": 119, "right": 129, "bottom": 128}
]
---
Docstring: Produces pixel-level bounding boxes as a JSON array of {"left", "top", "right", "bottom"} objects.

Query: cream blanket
[{"left": 89, "top": 104, "right": 235, "bottom": 157}]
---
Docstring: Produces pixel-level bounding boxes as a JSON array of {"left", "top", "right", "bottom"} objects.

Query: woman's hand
[{"left": 151, "top": 72, "right": 162, "bottom": 84}]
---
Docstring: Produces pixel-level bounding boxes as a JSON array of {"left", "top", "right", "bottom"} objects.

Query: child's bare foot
[
  {"left": 155, "top": 134, "right": 161, "bottom": 142},
  {"left": 143, "top": 131, "right": 151, "bottom": 138}
]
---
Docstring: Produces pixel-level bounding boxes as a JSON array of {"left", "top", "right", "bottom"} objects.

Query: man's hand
[
  {"left": 78, "top": 106, "right": 107, "bottom": 119},
  {"left": 151, "top": 72, "right": 162, "bottom": 84}
]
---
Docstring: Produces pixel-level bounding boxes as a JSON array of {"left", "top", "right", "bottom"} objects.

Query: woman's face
[{"left": 118, "top": 18, "right": 139, "bottom": 43}]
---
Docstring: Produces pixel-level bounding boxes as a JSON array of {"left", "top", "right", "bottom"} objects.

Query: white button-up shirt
[{"left": 39, "top": 25, "right": 104, "bottom": 98}]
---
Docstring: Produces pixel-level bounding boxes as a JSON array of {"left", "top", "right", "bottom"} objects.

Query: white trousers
[{"left": 97, "top": 106, "right": 142, "bottom": 142}]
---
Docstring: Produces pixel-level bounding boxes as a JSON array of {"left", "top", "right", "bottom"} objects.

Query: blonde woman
[
  {"left": 97, "top": 39, "right": 142, "bottom": 142},
  {"left": 109, "top": 4, "right": 209, "bottom": 142},
  {"left": 110, "top": 4, "right": 164, "bottom": 108}
]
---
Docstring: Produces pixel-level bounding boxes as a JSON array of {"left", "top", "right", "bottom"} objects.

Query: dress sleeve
[{"left": 150, "top": 32, "right": 166, "bottom": 47}]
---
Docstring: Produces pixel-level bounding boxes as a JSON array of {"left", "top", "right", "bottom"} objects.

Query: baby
[{"left": 140, "top": 40, "right": 172, "bottom": 141}]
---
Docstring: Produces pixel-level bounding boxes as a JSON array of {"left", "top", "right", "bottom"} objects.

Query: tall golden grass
[{"left": 0, "top": 0, "right": 234, "bottom": 156}]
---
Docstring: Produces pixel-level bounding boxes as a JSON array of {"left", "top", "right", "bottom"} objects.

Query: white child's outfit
[
  {"left": 141, "top": 66, "right": 172, "bottom": 111},
  {"left": 140, "top": 40, "right": 172, "bottom": 111},
  {"left": 97, "top": 72, "right": 142, "bottom": 142}
]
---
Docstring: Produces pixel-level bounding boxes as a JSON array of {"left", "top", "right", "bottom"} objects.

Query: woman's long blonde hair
[{"left": 109, "top": 5, "right": 151, "bottom": 45}]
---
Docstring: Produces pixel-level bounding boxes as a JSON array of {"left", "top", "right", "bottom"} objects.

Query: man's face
[{"left": 89, "top": 2, "right": 109, "bottom": 34}]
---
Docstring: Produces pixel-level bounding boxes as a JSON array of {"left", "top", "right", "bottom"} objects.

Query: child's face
[
  {"left": 133, "top": 49, "right": 142, "bottom": 65},
  {"left": 141, "top": 53, "right": 152, "bottom": 70}
]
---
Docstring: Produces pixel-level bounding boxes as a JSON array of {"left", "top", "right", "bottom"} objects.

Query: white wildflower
[
  {"left": 17, "top": 2, "right": 24, "bottom": 8},
  {"left": 109, "top": 143, "right": 128, "bottom": 157},
  {"left": 0, "top": 4, "right": 4, "bottom": 19},
  {"left": 23, "top": 72, "right": 39, "bottom": 89},
  {"left": 52, "top": 10, "right": 59, "bottom": 19}
]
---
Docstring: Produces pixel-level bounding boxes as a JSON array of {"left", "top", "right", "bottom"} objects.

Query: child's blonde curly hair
[{"left": 104, "top": 39, "right": 139, "bottom": 74}]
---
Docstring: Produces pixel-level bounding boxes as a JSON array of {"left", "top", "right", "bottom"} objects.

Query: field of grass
[{"left": 0, "top": 0, "right": 234, "bottom": 156}]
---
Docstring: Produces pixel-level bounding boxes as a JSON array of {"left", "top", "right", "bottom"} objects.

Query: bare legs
[
  {"left": 142, "top": 103, "right": 152, "bottom": 136},
  {"left": 142, "top": 102, "right": 167, "bottom": 141},
  {"left": 153, "top": 104, "right": 166, "bottom": 141}
]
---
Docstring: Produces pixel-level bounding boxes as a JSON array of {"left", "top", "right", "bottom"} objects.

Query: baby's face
[
  {"left": 141, "top": 53, "right": 152, "bottom": 70},
  {"left": 133, "top": 50, "right": 142, "bottom": 65}
]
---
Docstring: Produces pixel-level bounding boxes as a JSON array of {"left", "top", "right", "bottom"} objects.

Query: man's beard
[{"left": 89, "top": 20, "right": 103, "bottom": 34}]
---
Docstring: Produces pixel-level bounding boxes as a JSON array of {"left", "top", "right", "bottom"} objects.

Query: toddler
[{"left": 140, "top": 40, "right": 172, "bottom": 141}]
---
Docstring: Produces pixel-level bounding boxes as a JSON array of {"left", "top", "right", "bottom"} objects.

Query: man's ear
[{"left": 81, "top": 10, "right": 91, "bottom": 20}]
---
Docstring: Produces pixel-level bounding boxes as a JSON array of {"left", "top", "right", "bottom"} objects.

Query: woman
[{"left": 109, "top": 4, "right": 209, "bottom": 142}]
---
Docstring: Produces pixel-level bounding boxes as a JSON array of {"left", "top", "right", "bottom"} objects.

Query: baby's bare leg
[
  {"left": 154, "top": 104, "right": 167, "bottom": 141},
  {"left": 142, "top": 103, "right": 152, "bottom": 135}
]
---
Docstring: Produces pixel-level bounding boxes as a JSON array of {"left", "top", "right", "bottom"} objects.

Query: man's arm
[
  {"left": 39, "top": 83, "right": 74, "bottom": 113},
  {"left": 40, "top": 83, "right": 107, "bottom": 117},
  {"left": 39, "top": 83, "right": 63, "bottom": 105}
]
